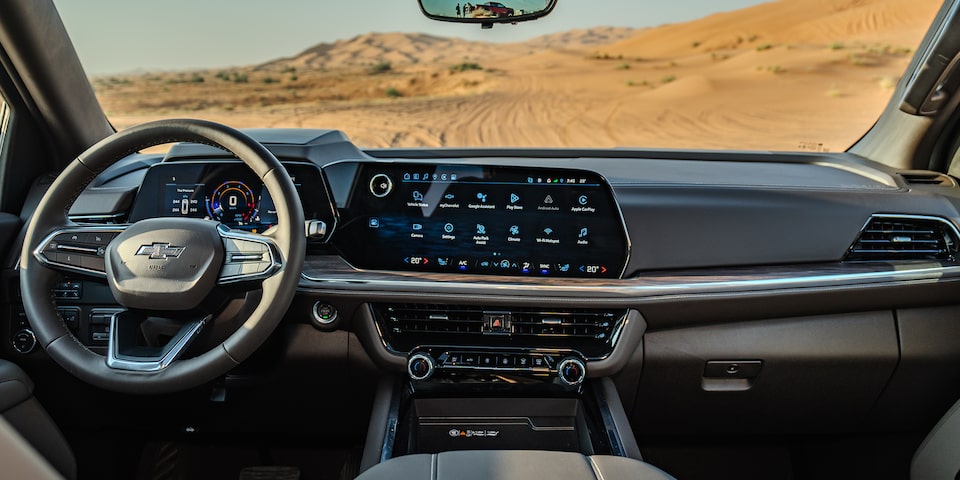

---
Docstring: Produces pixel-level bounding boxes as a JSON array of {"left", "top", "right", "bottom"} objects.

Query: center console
[{"left": 359, "top": 301, "right": 644, "bottom": 472}]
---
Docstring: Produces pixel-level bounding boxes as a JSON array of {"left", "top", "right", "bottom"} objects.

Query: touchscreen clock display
[{"left": 332, "top": 163, "right": 628, "bottom": 278}]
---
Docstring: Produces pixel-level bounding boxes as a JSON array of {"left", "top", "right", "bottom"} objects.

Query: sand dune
[{"left": 100, "top": 0, "right": 943, "bottom": 152}]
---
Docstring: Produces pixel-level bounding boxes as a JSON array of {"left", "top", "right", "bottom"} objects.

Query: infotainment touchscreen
[{"left": 332, "top": 163, "right": 628, "bottom": 278}]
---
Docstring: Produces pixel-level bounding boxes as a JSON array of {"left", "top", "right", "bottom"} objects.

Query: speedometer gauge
[{"left": 206, "top": 181, "right": 258, "bottom": 225}]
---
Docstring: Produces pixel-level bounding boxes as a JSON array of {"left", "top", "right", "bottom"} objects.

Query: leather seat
[
  {"left": 912, "top": 396, "right": 960, "bottom": 479},
  {"left": 0, "top": 360, "right": 76, "bottom": 479},
  {"left": 355, "top": 450, "right": 677, "bottom": 480}
]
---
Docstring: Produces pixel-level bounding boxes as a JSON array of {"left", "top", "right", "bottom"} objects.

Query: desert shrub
[
  {"left": 369, "top": 61, "right": 392, "bottom": 74},
  {"left": 450, "top": 62, "right": 483, "bottom": 72}
]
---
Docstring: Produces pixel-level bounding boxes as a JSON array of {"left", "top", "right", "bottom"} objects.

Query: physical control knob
[
  {"left": 369, "top": 174, "right": 394, "bottom": 198},
  {"left": 12, "top": 329, "right": 37, "bottom": 354},
  {"left": 407, "top": 353, "right": 436, "bottom": 381},
  {"left": 557, "top": 357, "right": 586, "bottom": 386}
]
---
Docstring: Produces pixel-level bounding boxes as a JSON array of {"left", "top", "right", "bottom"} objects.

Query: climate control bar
[{"left": 406, "top": 348, "right": 587, "bottom": 388}]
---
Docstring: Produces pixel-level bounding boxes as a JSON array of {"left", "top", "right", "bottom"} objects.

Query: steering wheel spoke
[
  {"left": 34, "top": 225, "right": 127, "bottom": 278},
  {"left": 217, "top": 225, "right": 282, "bottom": 285},
  {"left": 106, "top": 310, "right": 211, "bottom": 372}
]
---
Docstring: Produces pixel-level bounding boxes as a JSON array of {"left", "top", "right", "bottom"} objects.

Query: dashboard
[{"left": 12, "top": 127, "right": 960, "bottom": 446}]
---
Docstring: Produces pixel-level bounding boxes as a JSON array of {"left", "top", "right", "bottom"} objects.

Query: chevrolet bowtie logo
[{"left": 135, "top": 243, "right": 185, "bottom": 260}]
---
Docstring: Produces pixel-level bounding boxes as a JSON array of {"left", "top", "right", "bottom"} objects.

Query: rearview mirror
[{"left": 418, "top": 0, "right": 558, "bottom": 27}]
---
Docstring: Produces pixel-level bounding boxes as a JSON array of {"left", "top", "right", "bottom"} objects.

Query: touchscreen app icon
[
  {"left": 509, "top": 225, "right": 520, "bottom": 236},
  {"left": 412, "top": 191, "right": 424, "bottom": 201}
]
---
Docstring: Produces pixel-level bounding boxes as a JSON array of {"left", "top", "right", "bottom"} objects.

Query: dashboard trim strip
[{"left": 301, "top": 261, "right": 960, "bottom": 298}]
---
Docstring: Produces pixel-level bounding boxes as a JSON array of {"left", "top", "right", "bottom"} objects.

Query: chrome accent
[
  {"left": 557, "top": 357, "right": 586, "bottom": 386},
  {"left": 302, "top": 261, "right": 960, "bottom": 299},
  {"left": 12, "top": 329, "right": 37, "bottom": 355},
  {"left": 230, "top": 253, "right": 265, "bottom": 262},
  {"left": 217, "top": 225, "right": 283, "bottom": 284},
  {"left": 369, "top": 173, "right": 394, "bottom": 198},
  {"left": 56, "top": 244, "right": 100, "bottom": 255},
  {"left": 33, "top": 226, "right": 127, "bottom": 278},
  {"left": 106, "top": 313, "right": 210, "bottom": 372},
  {"left": 311, "top": 302, "right": 338, "bottom": 325},
  {"left": 67, "top": 212, "right": 126, "bottom": 223},
  {"left": 407, "top": 352, "right": 436, "bottom": 381},
  {"left": 135, "top": 242, "right": 185, "bottom": 259}
]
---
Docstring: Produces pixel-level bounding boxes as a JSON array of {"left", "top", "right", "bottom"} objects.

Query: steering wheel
[{"left": 19, "top": 119, "right": 305, "bottom": 394}]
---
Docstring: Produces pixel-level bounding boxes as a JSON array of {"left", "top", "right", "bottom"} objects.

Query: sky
[{"left": 53, "top": 0, "right": 768, "bottom": 75}]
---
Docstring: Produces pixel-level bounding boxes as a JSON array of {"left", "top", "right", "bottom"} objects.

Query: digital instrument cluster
[
  {"left": 332, "top": 163, "right": 629, "bottom": 278},
  {"left": 128, "top": 161, "right": 335, "bottom": 233}
]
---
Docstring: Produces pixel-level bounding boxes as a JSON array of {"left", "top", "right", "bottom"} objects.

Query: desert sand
[{"left": 97, "top": 0, "right": 942, "bottom": 152}]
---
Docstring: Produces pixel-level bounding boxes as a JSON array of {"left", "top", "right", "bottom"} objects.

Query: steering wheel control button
[
  {"left": 408, "top": 353, "right": 436, "bottom": 381},
  {"left": 557, "top": 357, "right": 586, "bottom": 386},
  {"left": 369, "top": 173, "right": 394, "bottom": 198},
  {"left": 35, "top": 228, "right": 124, "bottom": 277},
  {"left": 12, "top": 329, "right": 37, "bottom": 354},
  {"left": 217, "top": 227, "right": 281, "bottom": 284}
]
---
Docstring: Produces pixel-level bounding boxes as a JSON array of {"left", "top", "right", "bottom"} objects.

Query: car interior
[{"left": 3, "top": 0, "right": 960, "bottom": 478}]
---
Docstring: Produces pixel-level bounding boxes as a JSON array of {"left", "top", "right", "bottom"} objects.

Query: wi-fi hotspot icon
[{"left": 543, "top": 227, "right": 553, "bottom": 235}]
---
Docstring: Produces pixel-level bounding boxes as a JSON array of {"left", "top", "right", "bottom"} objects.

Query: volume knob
[
  {"left": 557, "top": 357, "right": 586, "bottom": 386},
  {"left": 407, "top": 353, "right": 435, "bottom": 381}
]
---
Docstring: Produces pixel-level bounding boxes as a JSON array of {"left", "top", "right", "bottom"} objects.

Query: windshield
[{"left": 54, "top": 0, "right": 941, "bottom": 152}]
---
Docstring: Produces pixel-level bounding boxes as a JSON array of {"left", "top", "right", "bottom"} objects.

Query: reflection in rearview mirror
[{"left": 419, "top": 0, "right": 557, "bottom": 26}]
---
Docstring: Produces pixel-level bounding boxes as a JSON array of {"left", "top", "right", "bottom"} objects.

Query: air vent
[
  {"left": 844, "top": 216, "right": 958, "bottom": 261},
  {"left": 373, "top": 304, "right": 627, "bottom": 359},
  {"left": 900, "top": 171, "right": 956, "bottom": 187}
]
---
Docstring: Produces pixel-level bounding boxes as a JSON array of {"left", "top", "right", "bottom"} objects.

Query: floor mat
[{"left": 136, "top": 438, "right": 360, "bottom": 480}]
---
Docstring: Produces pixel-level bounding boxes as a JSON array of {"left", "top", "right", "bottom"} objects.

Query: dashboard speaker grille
[
  {"left": 372, "top": 304, "right": 627, "bottom": 359},
  {"left": 844, "top": 216, "right": 958, "bottom": 261}
]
